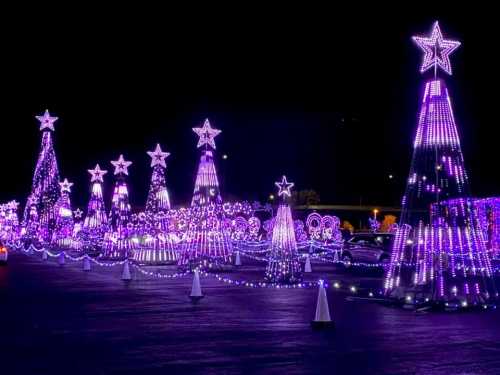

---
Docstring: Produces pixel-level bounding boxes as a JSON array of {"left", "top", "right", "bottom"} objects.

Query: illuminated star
[
  {"left": 275, "top": 175, "right": 294, "bottom": 198},
  {"left": 192, "top": 119, "right": 221, "bottom": 149},
  {"left": 412, "top": 21, "right": 461, "bottom": 75},
  {"left": 147, "top": 143, "right": 170, "bottom": 168},
  {"left": 7, "top": 201, "right": 19, "bottom": 210},
  {"left": 59, "top": 178, "right": 74, "bottom": 193},
  {"left": 88, "top": 164, "right": 108, "bottom": 182},
  {"left": 36, "top": 109, "right": 58, "bottom": 131},
  {"left": 73, "top": 208, "right": 84, "bottom": 219},
  {"left": 111, "top": 154, "right": 132, "bottom": 175}
]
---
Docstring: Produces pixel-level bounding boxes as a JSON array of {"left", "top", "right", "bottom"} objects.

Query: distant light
[
  {"left": 350, "top": 286, "right": 357, "bottom": 293},
  {"left": 269, "top": 194, "right": 275, "bottom": 201},
  {"left": 388, "top": 174, "right": 393, "bottom": 179},
  {"left": 222, "top": 154, "right": 228, "bottom": 160}
]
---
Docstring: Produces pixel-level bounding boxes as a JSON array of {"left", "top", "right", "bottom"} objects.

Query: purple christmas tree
[
  {"left": 145, "top": 143, "right": 171, "bottom": 226},
  {"left": 191, "top": 119, "right": 223, "bottom": 206},
  {"left": 265, "top": 176, "right": 302, "bottom": 284},
  {"left": 179, "top": 119, "right": 233, "bottom": 266},
  {"left": 72, "top": 208, "right": 84, "bottom": 237},
  {"left": 22, "top": 110, "right": 61, "bottom": 244},
  {"left": 384, "top": 22, "right": 497, "bottom": 307},
  {"left": 102, "top": 155, "right": 133, "bottom": 259},
  {"left": 133, "top": 144, "right": 178, "bottom": 264},
  {"left": 80, "top": 164, "right": 109, "bottom": 252},
  {"left": 52, "top": 178, "right": 76, "bottom": 249}
]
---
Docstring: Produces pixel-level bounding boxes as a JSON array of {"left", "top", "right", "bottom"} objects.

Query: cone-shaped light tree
[
  {"left": 102, "top": 155, "right": 133, "bottom": 259},
  {"left": 22, "top": 110, "right": 61, "bottom": 244},
  {"left": 265, "top": 176, "right": 302, "bottom": 284},
  {"left": 191, "top": 119, "right": 223, "bottom": 206},
  {"left": 52, "top": 178, "right": 76, "bottom": 248},
  {"left": 384, "top": 21, "right": 497, "bottom": 306},
  {"left": 145, "top": 143, "right": 171, "bottom": 228},
  {"left": 179, "top": 119, "right": 233, "bottom": 265},
  {"left": 133, "top": 144, "right": 178, "bottom": 264},
  {"left": 80, "top": 164, "right": 109, "bottom": 252},
  {"left": 72, "top": 208, "right": 84, "bottom": 237}
]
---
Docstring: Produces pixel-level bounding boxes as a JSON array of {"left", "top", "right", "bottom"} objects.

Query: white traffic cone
[
  {"left": 121, "top": 259, "right": 132, "bottom": 281},
  {"left": 189, "top": 269, "right": 204, "bottom": 302},
  {"left": 333, "top": 249, "right": 340, "bottom": 262},
  {"left": 58, "top": 252, "right": 65, "bottom": 266},
  {"left": 42, "top": 250, "right": 48, "bottom": 261},
  {"left": 311, "top": 280, "right": 333, "bottom": 329},
  {"left": 235, "top": 251, "right": 242, "bottom": 266},
  {"left": 304, "top": 255, "right": 312, "bottom": 273},
  {"left": 83, "top": 256, "right": 91, "bottom": 271}
]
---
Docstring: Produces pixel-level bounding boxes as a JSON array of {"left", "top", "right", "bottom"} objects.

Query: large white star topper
[
  {"left": 412, "top": 21, "right": 461, "bottom": 76},
  {"left": 88, "top": 164, "right": 108, "bottom": 182},
  {"left": 192, "top": 119, "right": 222, "bottom": 149},
  {"left": 275, "top": 175, "right": 294, "bottom": 198},
  {"left": 36, "top": 109, "right": 58, "bottom": 131},
  {"left": 111, "top": 154, "right": 132, "bottom": 176},
  {"left": 147, "top": 143, "right": 170, "bottom": 168}
]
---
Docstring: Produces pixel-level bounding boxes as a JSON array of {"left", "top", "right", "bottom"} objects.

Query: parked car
[
  {"left": 341, "top": 233, "right": 394, "bottom": 267},
  {"left": 0, "top": 242, "right": 8, "bottom": 264}
]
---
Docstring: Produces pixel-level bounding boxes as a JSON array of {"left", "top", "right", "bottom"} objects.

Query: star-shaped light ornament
[
  {"left": 192, "top": 119, "right": 222, "bottom": 149},
  {"left": 147, "top": 143, "right": 170, "bottom": 168},
  {"left": 412, "top": 21, "right": 461, "bottom": 75},
  {"left": 275, "top": 175, "right": 294, "bottom": 198},
  {"left": 59, "top": 178, "right": 74, "bottom": 193},
  {"left": 36, "top": 109, "right": 58, "bottom": 131},
  {"left": 111, "top": 154, "right": 132, "bottom": 175},
  {"left": 88, "top": 164, "right": 108, "bottom": 182},
  {"left": 73, "top": 208, "right": 84, "bottom": 219},
  {"left": 8, "top": 201, "right": 19, "bottom": 210}
]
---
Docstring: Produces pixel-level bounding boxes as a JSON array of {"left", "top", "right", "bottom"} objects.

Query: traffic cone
[
  {"left": 333, "top": 249, "right": 340, "bottom": 262},
  {"left": 58, "top": 252, "right": 65, "bottom": 266},
  {"left": 304, "top": 255, "right": 312, "bottom": 273},
  {"left": 83, "top": 256, "right": 91, "bottom": 271},
  {"left": 189, "top": 269, "right": 204, "bottom": 302},
  {"left": 235, "top": 251, "right": 242, "bottom": 266},
  {"left": 42, "top": 250, "right": 48, "bottom": 261},
  {"left": 311, "top": 280, "right": 334, "bottom": 329},
  {"left": 121, "top": 259, "right": 132, "bottom": 281}
]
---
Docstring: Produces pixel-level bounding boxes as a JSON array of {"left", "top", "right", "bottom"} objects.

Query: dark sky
[{"left": 1, "top": 6, "right": 498, "bottom": 210}]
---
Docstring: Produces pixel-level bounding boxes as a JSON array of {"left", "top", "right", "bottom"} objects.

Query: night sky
[{"left": 1, "top": 7, "right": 498, "bottom": 210}]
